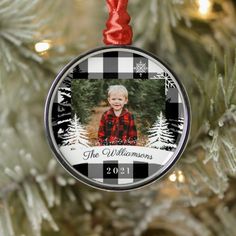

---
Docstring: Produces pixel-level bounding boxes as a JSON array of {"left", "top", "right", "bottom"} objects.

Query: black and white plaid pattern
[
  {"left": 51, "top": 47, "right": 187, "bottom": 187},
  {"left": 73, "top": 51, "right": 164, "bottom": 80},
  {"left": 73, "top": 161, "right": 162, "bottom": 185}
]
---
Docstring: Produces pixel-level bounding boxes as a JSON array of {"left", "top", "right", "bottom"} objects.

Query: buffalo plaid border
[
  {"left": 73, "top": 51, "right": 163, "bottom": 80},
  {"left": 51, "top": 47, "right": 187, "bottom": 187},
  {"left": 73, "top": 161, "right": 163, "bottom": 185}
]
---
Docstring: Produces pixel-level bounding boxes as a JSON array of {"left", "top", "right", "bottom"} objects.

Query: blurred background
[{"left": 0, "top": 0, "right": 236, "bottom": 235}]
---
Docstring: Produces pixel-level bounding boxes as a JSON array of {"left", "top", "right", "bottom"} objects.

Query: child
[{"left": 98, "top": 85, "right": 137, "bottom": 145}]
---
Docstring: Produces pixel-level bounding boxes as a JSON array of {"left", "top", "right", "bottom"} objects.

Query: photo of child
[
  {"left": 98, "top": 85, "right": 137, "bottom": 146},
  {"left": 71, "top": 79, "right": 165, "bottom": 147}
]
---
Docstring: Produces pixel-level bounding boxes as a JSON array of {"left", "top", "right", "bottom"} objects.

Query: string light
[
  {"left": 35, "top": 40, "right": 51, "bottom": 53},
  {"left": 169, "top": 172, "right": 177, "bottom": 182},
  {"left": 178, "top": 174, "right": 185, "bottom": 183},
  {"left": 169, "top": 170, "right": 185, "bottom": 183},
  {"left": 198, "top": 0, "right": 212, "bottom": 16}
]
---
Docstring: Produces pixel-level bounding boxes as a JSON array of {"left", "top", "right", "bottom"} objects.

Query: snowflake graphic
[
  {"left": 134, "top": 60, "right": 148, "bottom": 77},
  {"left": 152, "top": 72, "right": 176, "bottom": 95}
]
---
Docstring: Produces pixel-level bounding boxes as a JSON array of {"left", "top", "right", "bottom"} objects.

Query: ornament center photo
[{"left": 45, "top": 47, "right": 190, "bottom": 191}]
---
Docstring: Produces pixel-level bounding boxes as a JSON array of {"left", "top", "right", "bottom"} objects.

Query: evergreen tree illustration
[
  {"left": 52, "top": 75, "right": 72, "bottom": 145},
  {"left": 62, "top": 114, "right": 90, "bottom": 147},
  {"left": 168, "top": 117, "right": 184, "bottom": 134},
  {"left": 147, "top": 112, "right": 176, "bottom": 150}
]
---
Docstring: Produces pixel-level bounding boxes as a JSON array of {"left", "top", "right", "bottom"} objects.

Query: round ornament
[{"left": 44, "top": 45, "right": 190, "bottom": 191}]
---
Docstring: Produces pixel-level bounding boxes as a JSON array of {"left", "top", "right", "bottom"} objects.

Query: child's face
[{"left": 108, "top": 92, "right": 128, "bottom": 112}]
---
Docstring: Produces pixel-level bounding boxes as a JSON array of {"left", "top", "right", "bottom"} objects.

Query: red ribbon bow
[{"left": 103, "top": 0, "right": 133, "bottom": 45}]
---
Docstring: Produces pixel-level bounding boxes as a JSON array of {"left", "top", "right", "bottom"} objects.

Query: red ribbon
[{"left": 103, "top": 0, "right": 133, "bottom": 45}]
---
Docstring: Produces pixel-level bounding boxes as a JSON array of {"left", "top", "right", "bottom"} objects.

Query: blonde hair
[{"left": 108, "top": 85, "right": 128, "bottom": 98}]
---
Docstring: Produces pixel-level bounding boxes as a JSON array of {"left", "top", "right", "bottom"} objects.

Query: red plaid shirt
[{"left": 98, "top": 108, "right": 137, "bottom": 145}]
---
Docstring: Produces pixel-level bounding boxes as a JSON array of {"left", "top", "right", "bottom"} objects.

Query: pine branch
[
  {"left": 178, "top": 54, "right": 236, "bottom": 198},
  {"left": 130, "top": 0, "right": 236, "bottom": 83},
  {"left": 0, "top": 0, "right": 83, "bottom": 86},
  {"left": 0, "top": 0, "right": 95, "bottom": 234}
]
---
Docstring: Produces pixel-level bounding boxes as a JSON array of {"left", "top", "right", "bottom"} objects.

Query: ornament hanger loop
[{"left": 103, "top": 0, "right": 133, "bottom": 45}]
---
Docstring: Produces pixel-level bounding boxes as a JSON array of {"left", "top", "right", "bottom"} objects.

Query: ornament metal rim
[{"left": 44, "top": 45, "right": 191, "bottom": 192}]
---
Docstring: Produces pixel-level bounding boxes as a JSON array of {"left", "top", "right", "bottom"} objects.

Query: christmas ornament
[{"left": 44, "top": 0, "right": 191, "bottom": 191}]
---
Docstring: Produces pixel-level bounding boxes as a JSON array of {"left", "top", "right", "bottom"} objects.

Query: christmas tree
[
  {"left": 0, "top": 0, "right": 236, "bottom": 235},
  {"left": 61, "top": 114, "right": 90, "bottom": 147},
  {"left": 147, "top": 112, "right": 176, "bottom": 150}
]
